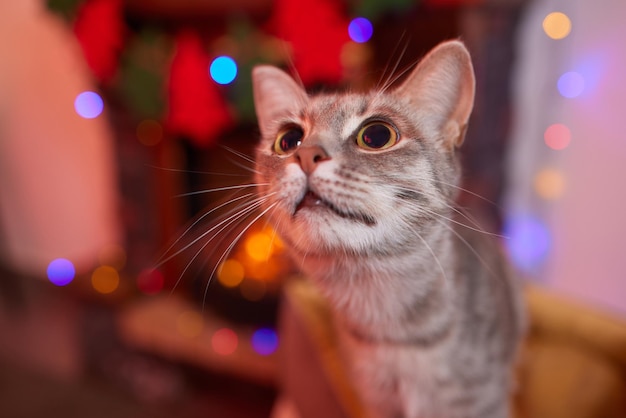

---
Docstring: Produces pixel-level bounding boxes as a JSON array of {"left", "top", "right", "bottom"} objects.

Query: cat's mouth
[{"left": 294, "top": 190, "right": 376, "bottom": 226}]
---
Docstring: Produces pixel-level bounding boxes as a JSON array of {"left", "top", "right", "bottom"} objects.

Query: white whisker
[
  {"left": 145, "top": 164, "right": 247, "bottom": 177},
  {"left": 158, "top": 193, "right": 274, "bottom": 269},
  {"left": 412, "top": 229, "right": 448, "bottom": 283},
  {"left": 155, "top": 192, "right": 255, "bottom": 266},
  {"left": 202, "top": 201, "right": 279, "bottom": 308},
  {"left": 375, "top": 31, "right": 409, "bottom": 93},
  {"left": 227, "top": 158, "right": 261, "bottom": 175},
  {"left": 391, "top": 184, "right": 503, "bottom": 238},
  {"left": 420, "top": 206, "right": 504, "bottom": 239},
  {"left": 430, "top": 178, "right": 500, "bottom": 208},
  {"left": 175, "top": 183, "right": 268, "bottom": 198},
  {"left": 169, "top": 196, "right": 272, "bottom": 294},
  {"left": 432, "top": 216, "right": 499, "bottom": 280},
  {"left": 221, "top": 145, "right": 256, "bottom": 165}
]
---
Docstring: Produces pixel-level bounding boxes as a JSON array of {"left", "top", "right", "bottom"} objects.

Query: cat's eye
[
  {"left": 274, "top": 126, "right": 304, "bottom": 155},
  {"left": 356, "top": 122, "right": 398, "bottom": 150}
]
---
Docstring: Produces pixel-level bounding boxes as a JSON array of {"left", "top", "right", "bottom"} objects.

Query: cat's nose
[{"left": 294, "top": 145, "right": 330, "bottom": 175}]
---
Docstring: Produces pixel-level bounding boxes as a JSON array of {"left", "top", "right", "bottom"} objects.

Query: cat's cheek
[
  {"left": 277, "top": 164, "right": 307, "bottom": 206},
  {"left": 277, "top": 219, "right": 323, "bottom": 255}
]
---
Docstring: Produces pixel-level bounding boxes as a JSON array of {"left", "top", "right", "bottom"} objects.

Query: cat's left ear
[
  {"left": 396, "top": 40, "right": 475, "bottom": 149},
  {"left": 252, "top": 65, "right": 308, "bottom": 139}
]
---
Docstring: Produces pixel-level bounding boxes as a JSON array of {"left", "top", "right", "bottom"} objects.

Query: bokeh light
[
  {"left": 217, "top": 259, "right": 245, "bottom": 288},
  {"left": 557, "top": 71, "right": 585, "bottom": 98},
  {"left": 211, "top": 328, "right": 238, "bottom": 355},
  {"left": 240, "top": 278, "right": 267, "bottom": 301},
  {"left": 534, "top": 168, "right": 566, "bottom": 200},
  {"left": 136, "top": 119, "right": 163, "bottom": 146},
  {"left": 348, "top": 17, "right": 373, "bottom": 43},
  {"left": 544, "top": 123, "right": 571, "bottom": 150},
  {"left": 137, "top": 268, "right": 165, "bottom": 295},
  {"left": 91, "top": 265, "right": 120, "bottom": 294},
  {"left": 246, "top": 258, "right": 280, "bottom": 282},
  {"left": 74, "top": 91, "right": 104, "bottom": 119},
  {"left": 47, "top": 258, "right": 76, "bottom": 286},
  {"left": 542, "top": 12, "right": 571, "bottom": 40},
  {"left": 503, "top": 215, "right": 551, "bottom": 274},
  {"left": 177, "top": 311, "right": 204, "bottom": 338},
  {"left": 209, "top": 56, "right": 237, "bottom": 85},
  {"left": 251, "top": 328, "right": 279, "bottom": 356},
  {"left": 245, "top": 232, "right": 273, "bottom": 262}
]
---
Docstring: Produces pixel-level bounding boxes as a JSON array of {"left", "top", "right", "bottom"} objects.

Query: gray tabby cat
[{"left": 252, "top": 40, "right": 525, "bottom": 418}]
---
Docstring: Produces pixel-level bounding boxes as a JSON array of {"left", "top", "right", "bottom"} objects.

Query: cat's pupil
[
  {"left": 362, "top": 124, "right": 392, "bottom": 148},
  {"left": 280, "top": 128, "right": 303, "bottom": 152}
]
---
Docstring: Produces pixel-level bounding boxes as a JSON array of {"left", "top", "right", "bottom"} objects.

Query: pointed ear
[
  {"left": 395, "top": 40, "right": 475, "bottom": 148},
  {"left": 252, "top": 65, "right": 308, "bottom": 139}
]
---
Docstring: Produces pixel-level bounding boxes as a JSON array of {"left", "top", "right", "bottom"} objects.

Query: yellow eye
[
  {"left": 356, "top": 122, "right": 398, "bottom": 150},
  {"left": 274, "top": 126, "right": 304, "bottom": 155}
]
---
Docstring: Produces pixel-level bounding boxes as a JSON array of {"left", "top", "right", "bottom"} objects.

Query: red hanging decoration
[
  {"left": 166, "top": 31, "right": 233, "bottom": 148},
  {"left": 269, "top": 0, "right": 350, "bottom": 86},
  {"left": 73, "top": 0, "right": 125, "bottom": 83}
]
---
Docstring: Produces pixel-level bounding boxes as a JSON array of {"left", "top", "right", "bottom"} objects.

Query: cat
[{"left": 251, "top": 40, "right": 525, "bottom": 418}]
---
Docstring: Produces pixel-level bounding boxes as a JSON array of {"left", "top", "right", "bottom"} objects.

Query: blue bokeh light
[
  {"left": 557, "top": 71, "right": 585, "bottom": 98},
  {"left": 503, "top": 215, "right": 551, "bottom": 275},
  {"left": 251, "top": 328, "right": 279, "bottom": 356},
  {"left": 74, "top": 91, "right": 104, "bottom": 119},
  {"left": 47, "top": 258, "right": 76, "bottom": 286},
  {"left": 210, "top": 56, "right": 238, "bottom": 85},
  {"left": 348, "top": 17, "right": 374, "bottom": 43}
]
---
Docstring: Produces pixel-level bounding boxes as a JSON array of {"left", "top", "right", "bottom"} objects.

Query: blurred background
[{"left": 0, "top": 0, "right": 624, "bottom": 416}]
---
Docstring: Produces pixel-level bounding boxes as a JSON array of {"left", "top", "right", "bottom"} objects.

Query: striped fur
[{"left": 253, "top": 41, "right": 525, "bottom": 418}]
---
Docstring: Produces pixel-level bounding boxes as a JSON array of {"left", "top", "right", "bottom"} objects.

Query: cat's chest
[
  {"left": 304, "top": 251, "right": 456, "bottom": 345},
  {"left": 341, "top": 336, "right": 452, "bottom": 418}
]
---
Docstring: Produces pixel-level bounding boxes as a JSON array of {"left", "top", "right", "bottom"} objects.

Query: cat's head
[{"left": 252, "top": 40, "right": 475, "bottom": 257}]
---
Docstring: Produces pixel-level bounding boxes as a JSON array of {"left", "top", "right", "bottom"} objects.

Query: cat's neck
[{"left": 296, "top": 219, "right": 457, "bottom": 344}]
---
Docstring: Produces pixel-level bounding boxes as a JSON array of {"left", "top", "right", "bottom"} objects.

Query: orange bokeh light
[
  {"left": 543, "top": 12, "right": 572, "bottom": 40},
  {"left": 217, "top": 259, "right": 245, "bottom": 287},
  {"left": 534, "top": 168, "right": 566, "bottom": 200},
  {"left": 245, "top": 232, "right": 274, "bottom": 262},
  {"left": 91, "top": 265, "right": 120, "bottom": 294}
]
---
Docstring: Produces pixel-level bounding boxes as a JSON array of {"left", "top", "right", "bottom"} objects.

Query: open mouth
[{"left": 295, "top": 190, "right": 376, "bottom": 226}]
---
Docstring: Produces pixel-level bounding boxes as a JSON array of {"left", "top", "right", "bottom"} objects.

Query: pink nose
[{"left": 294, "top": 145, "right": 330, "bottom": 175}]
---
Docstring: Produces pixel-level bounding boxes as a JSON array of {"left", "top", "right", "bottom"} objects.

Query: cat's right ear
[
  {"left": 395, "top": 40, "right": 475, "bottom": 149},
  {"left": 252, "top": 66, "right": 308, "bottom": 139}
]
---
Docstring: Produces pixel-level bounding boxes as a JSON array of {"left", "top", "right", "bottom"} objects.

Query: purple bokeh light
[
  {"left": 251, "top": 328, "right": 279, "bottom": 356},
  {"left": 348, "top": 17, "right": 373, "bottom": 43},
  {"left": 47, "top": 258, "right": 76, "bottom": 286}
]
